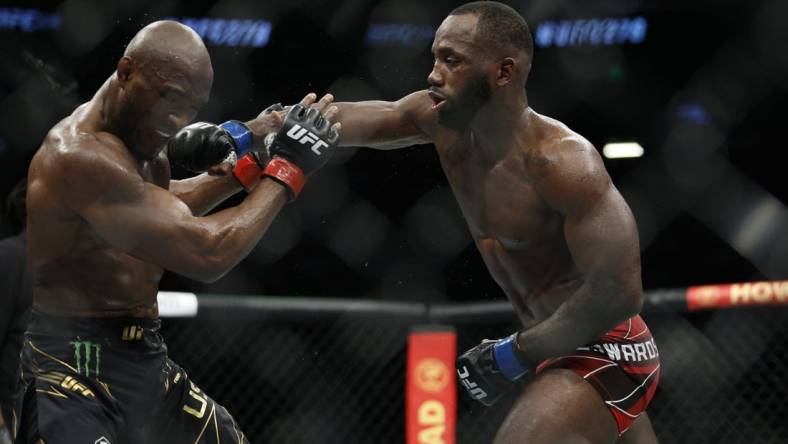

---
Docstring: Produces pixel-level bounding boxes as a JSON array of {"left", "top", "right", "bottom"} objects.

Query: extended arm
[{"left": 333, "top": 90, "right": 434, "bottom": 149}]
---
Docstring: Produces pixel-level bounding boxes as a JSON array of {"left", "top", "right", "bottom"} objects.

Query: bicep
[
  {"left": 334, "top": 91, "right": 433, "bottom": 149},
  {"left": 563, "top": 186, "right": 641, "bottom": 286},
  {"left": 537, "top": 141, "right": 641, "bottom": 290},
  {"left": 78, "top": 179, "right": 211, "bottom": 272}
]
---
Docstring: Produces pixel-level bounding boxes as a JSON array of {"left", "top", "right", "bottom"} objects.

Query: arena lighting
[
  {"left": 366, "top": 23, "right": 435, "bottom": 46},
  {"left": 0, "top": 8, "right": 61, "bottom": 32},
  {"left": 534, "top": 16, "right": 648, "bottom": 48},
  {"left": 602, "top": 142, "right": 644, "bottom": 159},
  {"left": 168, "top": 17, "right": 271, "bottom": 47},
  {"left": 676, "top": 102, "right": 712, "bottom": 124}
]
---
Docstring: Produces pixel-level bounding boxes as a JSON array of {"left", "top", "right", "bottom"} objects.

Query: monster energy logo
[{"left": 70, "top": 341, "right": 101, "bottom": 377}]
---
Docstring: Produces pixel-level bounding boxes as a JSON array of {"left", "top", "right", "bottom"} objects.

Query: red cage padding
[
  {"left": 686, "top": 281, "right": 788, "bottom": 311},
  {"left": 406, "top": 327, "right": 457, "bottom": 444}
]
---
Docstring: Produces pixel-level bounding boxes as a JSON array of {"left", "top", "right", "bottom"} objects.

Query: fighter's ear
[
  {"left": 497, "top": 57, "right": 515, "bottom": 86},
  {"left": 117, "top": 56, "right": 134, "bottom": 86}
]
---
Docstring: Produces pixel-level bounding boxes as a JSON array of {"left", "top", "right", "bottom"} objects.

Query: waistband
[{"left": 27, "top": 309, "right": 161, "bottom": 342}]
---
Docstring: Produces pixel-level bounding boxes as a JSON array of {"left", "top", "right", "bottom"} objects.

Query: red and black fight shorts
[{"left": 536, "top": 315, "right": 660, "bottom": 435}]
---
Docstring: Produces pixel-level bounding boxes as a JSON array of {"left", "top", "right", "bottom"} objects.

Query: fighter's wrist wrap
[
  {"left": 263, "top": 158, "right": 306, "bottom": 201},
  {"left": 219, "top": 120, "right": 253, "bottom": 156},
  {"left": 492, "top": 333, "right": 531, "bottom": 381},
  {"left": 232, "top": 153, "right": 264, "bottom": 190}
]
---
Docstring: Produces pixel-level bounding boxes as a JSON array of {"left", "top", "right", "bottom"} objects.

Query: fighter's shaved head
[{"left": 124, "top": 20, "right": 211, "bottom": 73}]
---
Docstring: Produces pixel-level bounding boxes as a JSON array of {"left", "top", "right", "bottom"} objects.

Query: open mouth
[{"left": 428, "top": 91, "right": 447, "bottom": 111}]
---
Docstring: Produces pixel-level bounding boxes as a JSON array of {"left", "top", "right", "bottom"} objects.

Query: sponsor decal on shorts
[
  {"left": 589, "top": 338, "right": 659, "bottom": 363},
  {"left": 70, "top": 340, "right": 101, "bottom": 377}
]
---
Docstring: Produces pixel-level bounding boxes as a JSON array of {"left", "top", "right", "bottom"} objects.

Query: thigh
[
  {"left": 15, "top": 341, "right": 119, "bottom": 444},
  {"left": 493, "top": 368, "right": 619, "bottom": 444},
  {"left": 156, "top": 360, "right": 248, "bottom": 444}
]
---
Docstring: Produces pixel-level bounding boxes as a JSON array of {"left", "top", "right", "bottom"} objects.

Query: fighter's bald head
[
  {"left": 119, "top": 20, "right": 213, "bottom": 93},
  {"left": 125, "top": 21, "right": 210, "bottom": 69}
]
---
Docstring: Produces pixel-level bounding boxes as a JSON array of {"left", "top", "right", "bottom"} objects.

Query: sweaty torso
[
  {"left": 27, "top": 102, "right": 169, "bottom": 318},
  {"left": 432, "top": 112, "right": 584, "bottom": 328}
]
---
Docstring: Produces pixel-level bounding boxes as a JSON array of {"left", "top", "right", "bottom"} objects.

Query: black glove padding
[
  {"left": 456, "top": 340, "right": 518, "bottom": 407},
  {"left": 168, "top": 122, "right": 236, "bottom": 173},
  {"left": 268, "top": 104, "right": 339, "bottom": 176}
]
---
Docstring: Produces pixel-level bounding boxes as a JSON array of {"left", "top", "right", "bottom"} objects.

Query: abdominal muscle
[{"left": 31, "top": 248, "right": 163, "bottom": 318}]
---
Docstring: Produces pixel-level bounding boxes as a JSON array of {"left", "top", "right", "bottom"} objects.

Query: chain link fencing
[{"left": 159, "top": 295, "right": 788, "bottom": 443}]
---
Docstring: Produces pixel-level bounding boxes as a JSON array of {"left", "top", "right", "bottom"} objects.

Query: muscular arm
[
  {"left": 61, "top": 142, "right": 287, "bottom": 283},
  {"left": 333, "top": 90, "right": 434, "bottom": 149},
  {"left": 516, "top": 139, "right": 643, "bottom": 364},
  {"left": 170, "top": 172, "right": 242, "bottom": 216}
]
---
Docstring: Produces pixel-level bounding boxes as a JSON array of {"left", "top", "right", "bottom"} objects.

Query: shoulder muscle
[
  {"left": 52, "top": 133, "right": 145, "bottom": 211},
  {"left": 531, "top": 135, "right": 611, "bottom": 215}
]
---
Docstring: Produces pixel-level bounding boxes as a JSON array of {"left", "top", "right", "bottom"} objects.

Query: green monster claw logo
[{"left": 70, "top": 341, "right": 101, "bottom": 377}]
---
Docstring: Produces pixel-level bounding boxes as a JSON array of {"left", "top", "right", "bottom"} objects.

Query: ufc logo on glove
[
  {"left": 457, "top": 366, "right": 488, "bottom": 401},
  {"left": 286, "top": 124, "right": 329, "bottom": 155}
]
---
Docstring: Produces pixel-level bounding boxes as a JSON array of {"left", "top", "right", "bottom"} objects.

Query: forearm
[
  {"left": 194, "top": 178, "right": 288, "bottom": 280},
  {"left": 515, "top": 282, "right": 642, "bottom": 365},
  {"left": 123, "top": 177, "right": 286, "bottom": 282},
  {"left": 170, "top": 173, "right": 243, "bottom": 216},
  {"left": 334, "top": 97, "right": 430, "bottom": 149}
]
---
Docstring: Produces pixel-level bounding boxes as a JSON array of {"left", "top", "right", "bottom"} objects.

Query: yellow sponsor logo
[
  {"left": 730, "top": 281, "right": 788, "bottom": 305},
  {"left": 414, "top": 358, "right": 450, "bottom": 393},
  {"left": 183, "top": 382, "right": 209, "bottom": 419},
  {"left": 417, "top": 400, "right": 446, "bottom": 444},
  {"left": 121, "top": 325, "right": 144, "bottom": 341},
  {"left": 60, "top": 376, "right": 95, "bottom": 398}
]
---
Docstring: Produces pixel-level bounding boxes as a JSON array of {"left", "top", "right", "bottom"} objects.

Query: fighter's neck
[
  {"left": 83, "top": 75, "right": 148, "bottom": 165},
  {"left": 94, "top": 74, "right": 120, "bottom": 132},
  {"left": 467, "top": 95, "right": 532, "bottom": 161}
]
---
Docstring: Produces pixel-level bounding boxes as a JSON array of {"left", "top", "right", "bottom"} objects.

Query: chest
[{"left": 436, "top": 138, "right": 560, "bottom": 248}]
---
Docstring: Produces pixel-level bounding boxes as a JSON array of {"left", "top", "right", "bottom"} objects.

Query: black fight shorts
[{"left": 11, "top": 310, "right": 248, "bottom": 444}]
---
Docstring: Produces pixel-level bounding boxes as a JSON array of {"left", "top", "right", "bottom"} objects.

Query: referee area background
[{"left": 0, "top": 0, "right": 786, "bottom": 442}]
